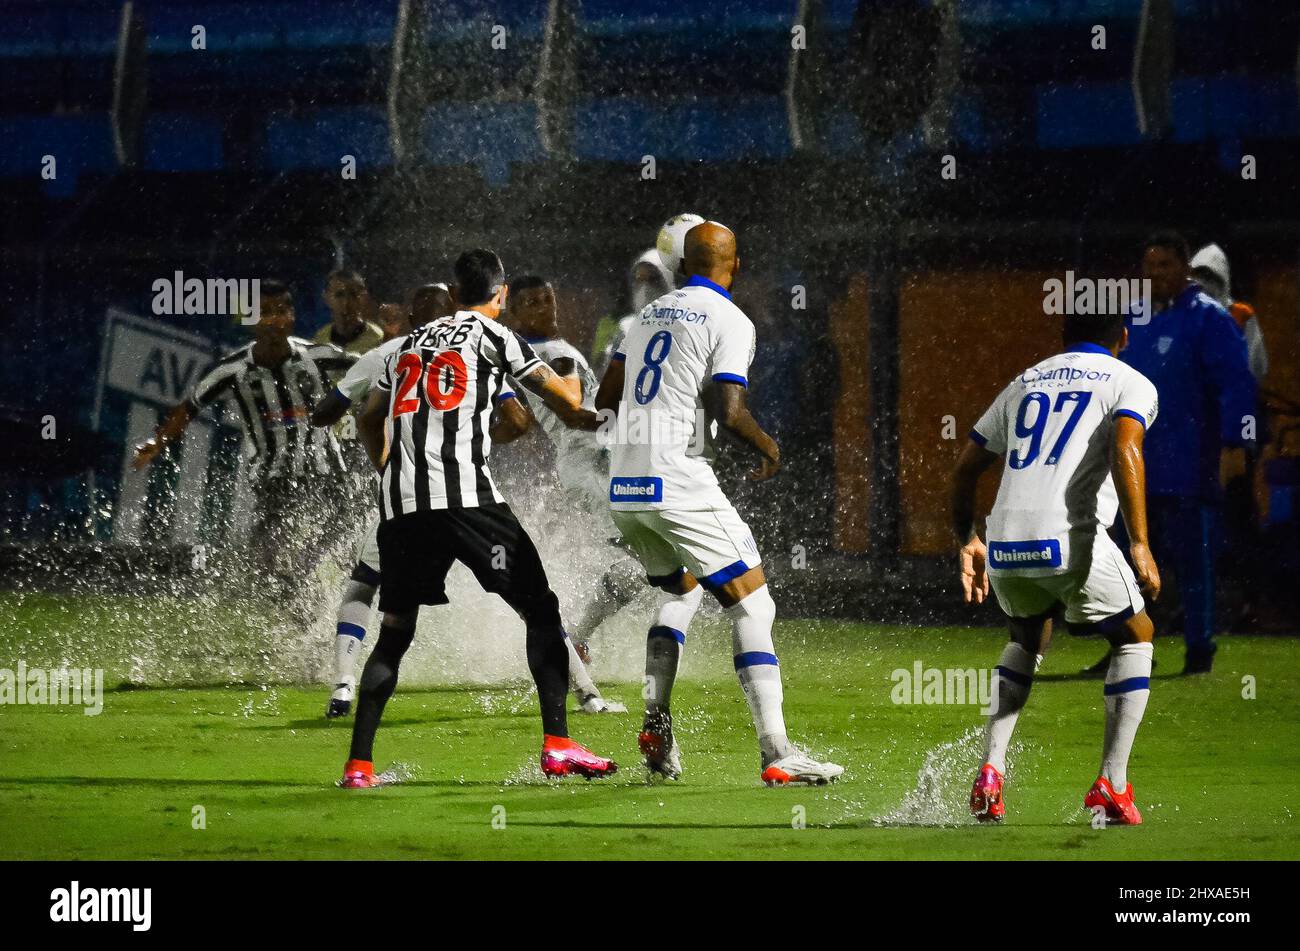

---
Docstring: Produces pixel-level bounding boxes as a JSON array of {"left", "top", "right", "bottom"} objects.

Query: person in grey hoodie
[{"left": 1189, "top": 243, "right": 1269, "bottom": 381}]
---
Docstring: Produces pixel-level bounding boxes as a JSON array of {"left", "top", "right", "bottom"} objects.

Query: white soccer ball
[{"left": 655, "top": 212, "right": 705, "bottom": 278}]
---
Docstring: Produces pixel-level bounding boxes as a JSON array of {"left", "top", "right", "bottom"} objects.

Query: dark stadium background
[{"left": 0, "top": 0, "right": 1296, "bottom": 625}]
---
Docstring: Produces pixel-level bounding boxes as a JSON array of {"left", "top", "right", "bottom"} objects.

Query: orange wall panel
[{"left": 898, "top": 270, "right": 1061, "bottom": 555}]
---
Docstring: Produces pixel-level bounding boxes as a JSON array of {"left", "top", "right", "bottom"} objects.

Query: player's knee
[
  {"left": 603, "top": 558, "right": 644, "bottom": 602},
  {"left": 727, "top": 583, "right": 775, "bottom": 626},
  {"left": 1117, "top": 610, "right": 1155, "bottom": 645},
  {"left": 381, "top": 610, "right": 418, "bottom": 635},
  {"left": 342, "top": 580, "right": 377, "bottom": 608},
  {"left": 517, "top": 589, "right": 562, "bottom": 630},
  {"left": 660, "top": 582, "right": 704, "bottom": 611}
]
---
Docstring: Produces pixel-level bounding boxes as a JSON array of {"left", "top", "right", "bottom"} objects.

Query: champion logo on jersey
[
  {"left": 610, "top": 476, "right": 663, "bottom": 502},
  {"left": 988, "top": 539, "right": 1062, "bottom": 569}
]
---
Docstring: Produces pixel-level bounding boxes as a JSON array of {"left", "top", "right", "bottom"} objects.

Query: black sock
[
  {"left": 348, "top": 623, "right": 414, "bottom": 762},
  {"left": 526, "top": 624, "right": 569, "bottom": 738}
]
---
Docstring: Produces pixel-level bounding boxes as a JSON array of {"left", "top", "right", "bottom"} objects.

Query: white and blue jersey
[
  {"left": 607, "top": 275, "right": 756, "bottom": 512},
  {"left": 972, "top": 343, "right": 1158, "bottom": 577}
]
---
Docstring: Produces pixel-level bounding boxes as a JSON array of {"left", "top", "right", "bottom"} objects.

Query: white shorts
[
  {"left": 988, "top": 532, "right": 1144, "bottom": 631},
  {"left": 351, "top": 513, "right": 381, "bottom": 584},
  {"left": 611, "top": 504, "right": 761, "bottom": 588}
]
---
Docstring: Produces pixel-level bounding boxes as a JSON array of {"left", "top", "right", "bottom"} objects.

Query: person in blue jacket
[{"left": 1088, "top": 231, "right": 1257, "bottom": 675}]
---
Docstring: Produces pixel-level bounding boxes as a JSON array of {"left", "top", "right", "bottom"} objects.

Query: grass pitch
[{"left": 1, "top": 593, "right": 1297, "bottom": 860}]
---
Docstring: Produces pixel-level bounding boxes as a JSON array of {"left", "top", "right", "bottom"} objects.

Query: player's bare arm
[
  {"left": 546, "top": 355, "right": 583, "bottom": 403},
  {"left": 310, "top": 389, "right": 352, "bottom": 428},
  {"left": 519, "top": 362, "right": 599, "bottom": 431},
  {"left": 357, "top": 388, "right": 389, "bottom": 472},
  {"left": 131, "top": 400, "right": 198, "bottom": 470},
  {"left": 594, "top": 358, "right": 624, "bottom": 416},
  {"left": 1112, "top": 415, "right": 1161, "bottom": 601},
  {"left": 707, "top": 380, "right": 780, "bottom": 481},
  {"left": 489, "top": 396, "right": 534, "bottom": 444},
  {"left": 950, "top": 439, "right": 999, "bottom": 604}
]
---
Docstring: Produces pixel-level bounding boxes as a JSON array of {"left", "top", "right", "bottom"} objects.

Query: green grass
[{"left": 1, "top": 593, "right": 1298, "bottom": 859}]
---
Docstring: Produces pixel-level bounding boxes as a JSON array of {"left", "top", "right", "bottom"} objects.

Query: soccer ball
[{"left": 655, "top": 212, "right": 705, "bottom": 278}]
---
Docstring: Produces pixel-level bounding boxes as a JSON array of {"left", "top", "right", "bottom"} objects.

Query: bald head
[{"left": 683, "top": 221, "right": 739, "bottom": 290}]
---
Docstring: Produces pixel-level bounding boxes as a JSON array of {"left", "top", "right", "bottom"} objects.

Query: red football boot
[
  {"left": 1084, "top": 776, "right": 1142, "bottom": 825},
  {"left": 540, "top": 735, "right": 618, "bottom": 780},
  {"left": 338, "top": 758, "right": 383, "bottom": 789},
  {"left": 970, "top": 763, "right": 1005, "bottom": 822}
]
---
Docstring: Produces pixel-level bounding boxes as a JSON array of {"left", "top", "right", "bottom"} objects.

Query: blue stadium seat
[
  {"left": 423, "top": 102, "right": 542, "bottom": 184},
  {"left": 580, "top": 0, "right": 795, "bottom": 35},
  {"left": 144, "top": 113, "right": 225, "bottom": 172},
  {"left": 574, "top": 97, "right": 791, "bottom": 163},
  {"left": 1036, "top": 81, "right": 1142, "bottom": 149},
  {"left": 141, "top": 0, "right": 397, "bottom": 53},
  {"left": 264, "top": 106, "right": 391, "bottom": 171},
  {"left": 0, "top": 114, "right": 115, "bottom": 194}
]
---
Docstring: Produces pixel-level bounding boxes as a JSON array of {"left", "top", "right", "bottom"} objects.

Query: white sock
[
  {"left": 566, "top": 633, "right": 600, "bottom": 699},
  {"left": 334, "top": 582, "right": 375, "bottom": 690},
  {"left": 1101, "top": 642, "right": 1153, "bottom": 792},
  {"left": 726, "top": 585, "right": 793, "bottom": 765},
  {"left": 644, "top": 584, "right": 704, "bottom": 713},
  {"left": 985, "top": 642, "right": 1038, "bottom": 774}
]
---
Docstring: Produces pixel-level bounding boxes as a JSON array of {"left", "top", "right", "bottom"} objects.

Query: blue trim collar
[
  {"left": 1065, "top": 342, "right": 1111, "bottom": 356},
  {"left": 683, "top": 275, "right": 732, "bottom": 300}
]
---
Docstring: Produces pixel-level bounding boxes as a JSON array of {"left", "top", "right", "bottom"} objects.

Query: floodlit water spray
[{"left": 872, "top": 727, "right": 988, "bottom": 827}]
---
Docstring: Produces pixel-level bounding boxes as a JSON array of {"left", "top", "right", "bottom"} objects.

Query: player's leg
[
  {"left": 635, "top": 569, "right": 707, "bottom": 778},
  {"left": 643, "top": 569, "right": 705, "bottom": 716},
  {"left": 972, "top": 573, "right": 1058, "bottom": 820},
  {"left": 569, "top": 551, "right": 642, "bottom": 652},
  {"left": 668, "top": 506, "right": 841, "bottom": 785},
  {"left": 1174, "top": 499, "right": 1217, "bottom": 674},
  {"left": 564, "top": 631, "right": 625, "bottom": 713},
  {"left": 456, "top": 503, "right": 616, "bottom": 778},
  {"left": 328, "top": 517, "right": 382, "bottom": 718},
  {"left": 609, "top": 510, "right": 703, "bottom": 779},
  {"left": 342, "top": 607, "right": 417, "bottom": 788},
  {"left": 329, "top": 578, "right": 375, "bottom": 717},
  {"left": 1097, "top": 611, "right": 1154, "bottom": 798},
  {"left": 1069, "top": 538, "right": 1151, "bottom": 824},
  {"left": 340, "top": 513, "right": 450, "bottom": 788}
]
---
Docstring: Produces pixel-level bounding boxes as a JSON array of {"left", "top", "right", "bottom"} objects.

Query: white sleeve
[
  {"left": 709, "top": 312, "right": 756, "bottom": 387},
  {"left": 482, "top": 325, "right": 543, "bottom": 379},
  {"left": 335, "top": 348, "right": 382, "bottom": 404},
  {"left": 971, "top": 381, "right": 1015, "bottom": 455},
  {"left": 1113, "top": 372, "right": 1159, "bottom": 430}
]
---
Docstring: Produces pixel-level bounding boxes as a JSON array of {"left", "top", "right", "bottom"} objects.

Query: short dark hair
[
  {"left": 454, "top": 249, "right": 505, "bottom": 306},
  {"left": 1142, "top": 229, "right": 1190, "bottom": 263},
  {"left": 260, "top": 279, "right": 293, "bottom": 303},
  {"left": 511, "top": 274, "right": 550, "bottom": 295},
  {"left": 1063, "top": 313, "right": 1126, "bottom": 349}
]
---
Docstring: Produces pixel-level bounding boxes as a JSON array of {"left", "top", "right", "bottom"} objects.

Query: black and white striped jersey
[
  {"left": 375, "top": 310, "right": 541, "bottom": 518},
  {"left": 188, "top": 337, "right": 357, "bottom": 479}
]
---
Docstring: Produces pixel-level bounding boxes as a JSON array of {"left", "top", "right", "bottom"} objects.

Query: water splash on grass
[{"left": 872, "top": 727, "right": 986, "bottom": 827}]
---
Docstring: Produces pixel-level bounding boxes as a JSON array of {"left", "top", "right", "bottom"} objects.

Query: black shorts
[{"left": 377, "top": 503, "right": 557, "bottom": 619}]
